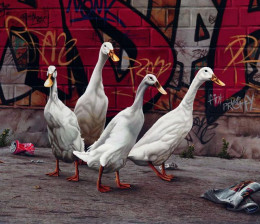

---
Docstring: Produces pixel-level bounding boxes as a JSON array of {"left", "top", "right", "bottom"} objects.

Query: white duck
[
  {"left": 44, "top": 65, "right": 84, "bottom": 181},
  {"left": 74, "top": 42, "right": 119, "bottom": 147},
  {"left": 73, "top": 74, "right": 167, "bottom": 192},
  {"left": 128, "top": 67, "right": 225, "bottom": 181}
]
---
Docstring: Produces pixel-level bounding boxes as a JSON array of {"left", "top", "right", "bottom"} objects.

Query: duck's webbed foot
[
  {"left": 161, "top": 163, "right": 174, "bottom": 180},
  {"left": 66, "top": 161, "right": 79, "bottom": 182},
  {"left": 148, "top": 162, "right": 174, "bottom": 182},
  {"left": 46, "top": 159, "right": 60, "bottom": 177},
  {"left": 97, "top": 166, "right": 112, "bottom": 193},
  {"left": 98, "top": 184, "right": 112, "bottom": 193},
  {"left": 115, "top": 171, "right": 131, "bottom": 189}
]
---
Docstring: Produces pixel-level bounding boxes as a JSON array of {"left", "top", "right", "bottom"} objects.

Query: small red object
[{"left": 10, "top": 140, "right": 35, "bottom": 156}]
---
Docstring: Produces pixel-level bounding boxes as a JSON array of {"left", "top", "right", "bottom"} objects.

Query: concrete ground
[{"left": 0, "top": 147, "right": 260, "bottom": 224}]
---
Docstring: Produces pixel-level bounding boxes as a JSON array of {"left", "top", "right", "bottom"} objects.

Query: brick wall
[{"left": 1, "top": 0, "right": 260, "bottom": 158}]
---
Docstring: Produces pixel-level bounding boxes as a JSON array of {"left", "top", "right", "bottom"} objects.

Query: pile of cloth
[{"left": 202, "top": 180, "right": 260, "bottom": 214}]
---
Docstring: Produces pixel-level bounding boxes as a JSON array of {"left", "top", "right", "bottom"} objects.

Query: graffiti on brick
[
  {"left": 0, "top": 0, "right": 260, "bottom": 122},
  {"left": 186, "top": 116, "right": 218, "bottom": 145},
  {"left": 0, "top": 0, "right": 175, "bottom": 109},
  {"left": 66, "top": 0, "right": 125, "bottom": 26}
]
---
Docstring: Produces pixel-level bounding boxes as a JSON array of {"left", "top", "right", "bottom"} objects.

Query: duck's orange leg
[
  {"left": 148, "top": 162, "right": 173, "bottom": 181},
  {"left": 161, "top": 162, "right": 174, "bottom": 180},
  {"left": 97, "top": 166, "right": 111, "bottom": 193},
  {"left": 67, "top": 160, "right": 79, "bottom": 181},
  {"left": 46, "top": 159, "right": 60, "bottom": 177},
  {"left": 115, "top": 171, "right": 131, "bottom": 189}
]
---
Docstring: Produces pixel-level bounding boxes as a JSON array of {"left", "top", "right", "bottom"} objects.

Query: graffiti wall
[{"left": 1, "top": 0, "right": 260, "bottom": 158}]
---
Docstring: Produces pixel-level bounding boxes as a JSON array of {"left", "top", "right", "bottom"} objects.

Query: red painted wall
[
  {"left": 1, "top": 0, "right": 260, "bottom": 118},
  {"left": 1, "top": 0, "right": 260, "bottom": 157}
]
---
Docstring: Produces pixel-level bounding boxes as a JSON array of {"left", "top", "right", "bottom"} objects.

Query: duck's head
[
  {"left": 144, "top": 74, "right": 167, "bottom": 95},
  {"left": 44, "top": 65, "right": 57, "bottom": 88},
  {"left": 197, "top": 67, "right": 225, "bottom": 86},
  {"left": 101, "top": 42, "right": 119, "bottom": 62}
]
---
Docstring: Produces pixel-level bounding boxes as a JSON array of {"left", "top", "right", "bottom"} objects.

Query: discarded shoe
[{"left": 10, "top": 140, "right": 35, "bottom": 156}]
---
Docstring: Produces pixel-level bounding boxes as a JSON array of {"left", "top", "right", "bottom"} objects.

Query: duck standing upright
[
  {"left": 74, "top": 42, "right": 119, "bottom": 147},
  {"left": 73, "top": 74, "right": 167, "bottom": 192},
  {"left": 128, "top": 67, "right": 225, "bottom": 181},
  {"left": 44, "top": 65, "right": 84, "bottom": 181}
]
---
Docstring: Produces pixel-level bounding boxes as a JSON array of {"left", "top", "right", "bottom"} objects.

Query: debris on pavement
[
  {"left": 202, "top": 180, "right": 260, "bottom": 214},
  {"left": 30, "top": 160, "right": 44, "bottom": 163},
  {"left": 159, "top": 162, "right": 178, "bottom": 170},
  {"left": 10, "top": 140, "right": 35, "bottom": 156}
]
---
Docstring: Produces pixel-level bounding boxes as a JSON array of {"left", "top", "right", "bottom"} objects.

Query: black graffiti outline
[
  {"left": 186, "top": 116, "right": 218, "bottom": 145},
  {"left": 206, "top": 0, "right": 249, "bottom": 124},
  {"left": 66, "top": 0, "right": 125, "bottom": 27},
  {"left": 64, "top": 0, "right": 177, "bottom": 112},
  {"left": 0, "top": 0, "right": 178, "bottom": 109}
]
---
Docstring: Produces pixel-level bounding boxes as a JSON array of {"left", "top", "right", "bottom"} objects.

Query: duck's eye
[
  {"left": 104, "top": 44, "right": 106, "bottom": 47},
  {"left": 205, "top": 70, "right": 208, "bottom": 72}
]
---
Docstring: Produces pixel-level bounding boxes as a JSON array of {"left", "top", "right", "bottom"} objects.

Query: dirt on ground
[{"left": 0, "top": 146, "right": 260, "bottom": 224}]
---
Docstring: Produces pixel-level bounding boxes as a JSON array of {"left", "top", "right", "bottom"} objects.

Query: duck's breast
[{"left": 75, "top": 87, "right": 108, "bottom": 146}]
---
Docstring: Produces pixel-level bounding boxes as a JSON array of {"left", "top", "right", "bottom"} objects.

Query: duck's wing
[
  {"left": 135, "top": 109, "right": 181, "bottom": 146},
  {"left": 66, "top": 108, "right": 82, "bottom": 132},
  {"left": 74, "top": 111, "right": 133, "bottom": 168},
  {"left": 46, "top": 101, "right": 84, "bottom": 153},
  {"left": 45, "top": 99, "right": 79, "bottom": 129},
  {"left": 128, "top": 108, "right": 188, "bottom": 161}
]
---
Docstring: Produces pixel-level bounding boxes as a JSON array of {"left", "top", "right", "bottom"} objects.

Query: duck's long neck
[
  {"left": 131, "top": 80, "right": 148, "bottom": 111},
  {"left": 180, "top": 77, "right": 203, "bottom": 111},
  {"left": 88, "top": 51, "right": 108, "bottom": 89},
  {"left": 50, "top": 78, "right": 58, "bottom": 101}
]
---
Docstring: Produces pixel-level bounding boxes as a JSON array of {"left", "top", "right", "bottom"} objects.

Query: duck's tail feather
[
  {"left": 86, "top": 140, "right": 97, "bottom": 152},
  {"left": 73, "top": 151, "right": 88, "bottom": 163}
]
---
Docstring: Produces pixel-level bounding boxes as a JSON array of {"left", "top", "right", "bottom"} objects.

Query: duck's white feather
[
  {"left": 44, "top": 68, "right": 84, "bottom": 163},
  {"left": 73, "top": 74, "right": 167, "bottom": 174},
  {"left": 74, "top": 107, "right": 144, "bottom": 173},
  {"left": 128, "top": 67, "right": 225, "bottom": 167},
  {"left": 74, "top": 42, "right": 114, "bottom": 147},
  {"left": 128, "top": 107, "right": 192, "bottom": 166},
  {"left": 74, "top": 84, "right": 108, "bottom": 146}
]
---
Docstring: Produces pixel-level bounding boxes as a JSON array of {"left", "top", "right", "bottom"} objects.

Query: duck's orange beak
[
  {"left": 44, "top": 74, "right": 53, "bottom": 87},
  {"left": 211, "top": 74, "right": 225, "bottom": 86},
  {"left": 154, "top": 81, "right": 167, "bottom": 95},
  {"left": 108, "top": 50, "right": 119, "bottom": 62}
]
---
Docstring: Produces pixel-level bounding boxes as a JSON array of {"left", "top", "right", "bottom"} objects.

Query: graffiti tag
[
  {"left": 6, "top": 16, "right": 78, "bottom": 66},
  {"left": 223, "top": 94, "right": 258, "bottom": 112},
  {"left": 66, "top": 0, "right": 125, "bottom": 26},
  {"left": 0, "top": 2, "right": 9, "bottom": 17},
  {"left": 27, "top": 12, "right": 48, "bottom": 26},
  {"left": 208, "top": 93, "right": 223, "bottom": 106},
  {"left": 187, "top": 117, "right": 218, "bottom": 144},
  {"left": 224, "top": 35, "right": 259, "bottom": 84}
]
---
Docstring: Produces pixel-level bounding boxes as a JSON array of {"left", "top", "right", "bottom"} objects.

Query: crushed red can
[{"left": 10, "top": 140, "right": 35, "bottom": 156}]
